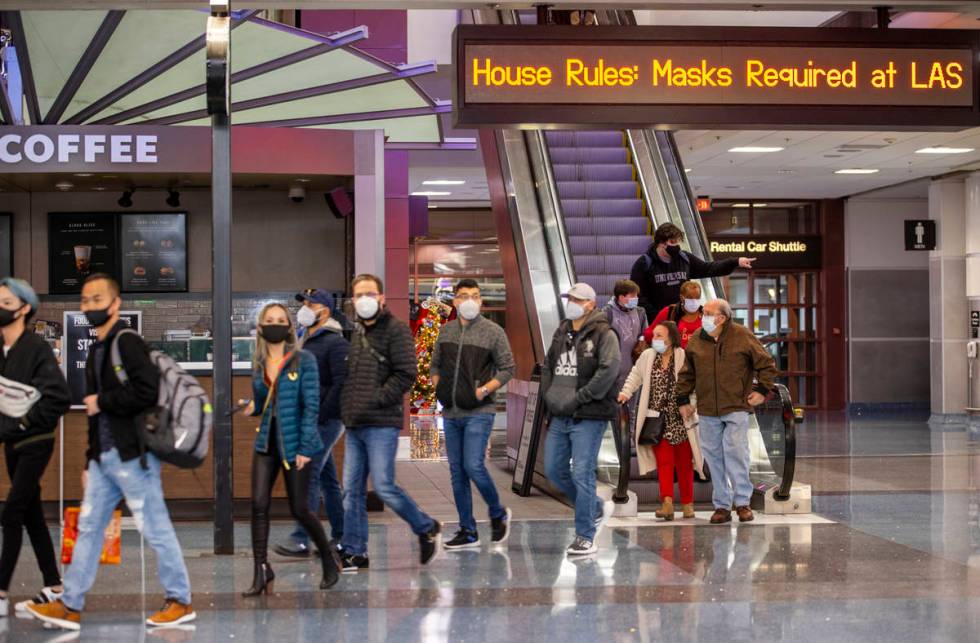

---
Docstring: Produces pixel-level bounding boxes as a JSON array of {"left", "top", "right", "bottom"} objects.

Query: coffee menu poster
[
  {"left": 119, "top": 213, "right": 187, "bottom": 292},
  {"left": 48, "top": 213, "right": 118, "bottom": 295}
]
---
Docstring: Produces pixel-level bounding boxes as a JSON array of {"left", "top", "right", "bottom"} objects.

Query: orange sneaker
[
  {"left": 146, "top": 599, "right": 196, "bottom": 627},
  {"left": 26, "top": 599, "right": 81, "bottom": 631}
]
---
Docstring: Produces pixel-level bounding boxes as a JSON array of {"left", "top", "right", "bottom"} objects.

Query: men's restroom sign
[{"left": 904, "top": 220, "right": 936, "bottom": 251}]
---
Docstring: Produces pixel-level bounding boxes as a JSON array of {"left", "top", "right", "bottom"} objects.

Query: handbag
[
  {"left": 631, "top": 340, "right": 649, "bottom": 363},
  {"left": 61, "top": 507, "right": 122, "bottom": 565},
  {"left": 638, "top": 412, "right": 664, "bottom": 445}
]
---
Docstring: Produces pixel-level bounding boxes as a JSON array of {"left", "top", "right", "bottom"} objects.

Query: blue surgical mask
[
  {"left": 564, "top": 301, "right": 585, "bottom": 321},
  {"left": 624, "top": 297, "right": 639, "bottom": 310},
  {"left": 652, "top": 339, "right": 668, "bottom": 353},
  {"left": 701, "top": 315, "right": 718, "bottom": 334}
]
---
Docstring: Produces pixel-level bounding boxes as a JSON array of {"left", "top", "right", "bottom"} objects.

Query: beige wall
[{"left": 0, "top": 188, "right": 347, "bottom": 293}]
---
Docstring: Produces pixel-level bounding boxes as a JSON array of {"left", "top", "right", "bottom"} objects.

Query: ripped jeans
[{"left": 62, "top": 449, "right": 191, "bottom": 611}]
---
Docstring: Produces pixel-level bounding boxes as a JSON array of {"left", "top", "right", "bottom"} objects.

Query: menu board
[
  {"left": 62, "top": 310, "right": 141, "bottom": 407},
  {"left": 119, "top": 213, "right": 187, "bottom": 292},
  {"left": 48, "top": 213, "right": 118, "bottom": 294}
]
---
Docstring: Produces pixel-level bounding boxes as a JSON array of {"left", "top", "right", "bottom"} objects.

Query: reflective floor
[{"left": 2, "top": 414, "right": 979, "bottom": 642}]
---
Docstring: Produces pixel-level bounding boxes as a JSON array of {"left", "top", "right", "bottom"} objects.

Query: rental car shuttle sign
[{"left": 453, "top": 26, "right": 980, "bottom": 129}]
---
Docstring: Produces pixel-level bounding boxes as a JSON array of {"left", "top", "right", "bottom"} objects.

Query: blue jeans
[
  {"left": 699, "top": 412, "right": 753, "bottom": 509},
  {"left": 289, "top": 420, "right": 345, "bottom": 544},
  {"left": 443, "top": 413, "right": 506, "bottom": 533},
  {"left": 63, "top": 449, "right": 191, "bottom": 611},
  {"left": 341, "top": 426, "right": 435, "bottom": 556},
  {"left": 543, "top": 416, "right": 606, "bottom": 541}
]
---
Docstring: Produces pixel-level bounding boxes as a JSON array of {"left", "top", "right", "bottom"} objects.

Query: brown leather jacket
[{"left": 675, "top": 321, "right": 777, "bottom": 417}]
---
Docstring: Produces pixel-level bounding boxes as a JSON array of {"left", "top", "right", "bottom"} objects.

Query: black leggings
[
  {"left": 250, "top": 436, "right": 331, "bottom": 564},
  {"left": 0, "top": 439, "right": 61, "bottom": 591}
]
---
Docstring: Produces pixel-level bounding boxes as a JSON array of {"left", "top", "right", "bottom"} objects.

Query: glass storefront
[{"left": 707, "top": 202, "right": 823, "bottom": 407}]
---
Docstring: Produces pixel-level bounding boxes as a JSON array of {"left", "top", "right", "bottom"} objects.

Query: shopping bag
[{"left": 61, "top": 507, "right": 122, "bottom": 565}]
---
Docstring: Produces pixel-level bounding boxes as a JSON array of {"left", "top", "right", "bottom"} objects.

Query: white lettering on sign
[
  {"left": 0, "top": 133, "right": 159, "bottom": 165},
  {"left": 710, "top": 240, "right": 808, "bottom": 253}
]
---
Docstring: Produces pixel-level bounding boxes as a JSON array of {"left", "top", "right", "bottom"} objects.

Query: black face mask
[
  {"left": 260, "top": 324, "right": 291, "bottom": 344},
  {"left": 84, "top": 306, "right": 113, "bottom": 328},
  {"left": 0, "top": 307, "right": 21, "bottom": 328},
  {"left": 665, "top": 244, "right": 682, "bottom": 258}
]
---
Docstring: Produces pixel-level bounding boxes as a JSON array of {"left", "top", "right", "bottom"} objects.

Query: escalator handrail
[
  {"left": 771, "top": 382, "right": 797, "bottom": 500},
  {"left": 527, "top": 129, "right": 577, "bottom": 292}
]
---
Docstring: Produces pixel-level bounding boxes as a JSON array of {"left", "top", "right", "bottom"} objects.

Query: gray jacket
[
  {"left": 431, "top": 315, "right": 515, "bottom": 419},
  {"left": 601, "top": 299, "right": 647, "bottom": 387}
]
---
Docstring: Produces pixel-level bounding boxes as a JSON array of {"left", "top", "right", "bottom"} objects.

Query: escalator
[{"left": 471, "top": 7, "right": 805, "bottom": 511}]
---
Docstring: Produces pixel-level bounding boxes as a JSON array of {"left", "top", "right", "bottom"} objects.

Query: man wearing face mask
[
  {"left": 676, "top": 299, "right": 777, "bottom": 525},
  {"left": 601, "top": 280, "right": 648, "bottom": 391},
  {"left": 339, "top": 274, "right": 442, "bottom": 572},
  {"left": 542, "top": 283, "right": 621, "bottom": 557},
  {"left": 273, "top": 289, "right": 349, "bottom": 559},
  {"left": 29, "top": 274, "right": 194, "bottom": 631},
  {"left": 0, "top": 278, "right": 70, "bottom": 618},
  {"left": 630, "top": 223, "right": 755, "bottom": 322},
  {"left": 430, "top": 279, "right": 515, "bottom": 549}
]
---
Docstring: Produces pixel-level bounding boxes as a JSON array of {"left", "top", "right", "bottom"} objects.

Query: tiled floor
[{"left": 3, "top": 415, "right": 980, "bottom": 642}]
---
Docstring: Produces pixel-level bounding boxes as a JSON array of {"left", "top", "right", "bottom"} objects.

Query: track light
[
  {"left": 166, "top": 189, "right": 181, "bottom": 208},
  {"left": 118, "top": 190, "right": 134, "bottom": 208}
]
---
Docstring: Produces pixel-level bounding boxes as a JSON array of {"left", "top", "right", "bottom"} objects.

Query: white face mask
[
  {"left": 652, "top": 339, "right": 668, "bottom": 354},
  {"left": 354, "top": 296, "right": 380, "bottom": 320},
  {"left": 458, "top": 299, "right": 480, "bottom": 321},
  {"left": 297, "top": 305, "right": 318, "bottom": 328},
  {"left": 701, "top": 315, "right": 719, "bottom": 334},
  {"left": 683, "top": 298, "right": 701, "bottom": 314},
  {"left": 564, "top": 300, "right": 585, "bottom": 321}
]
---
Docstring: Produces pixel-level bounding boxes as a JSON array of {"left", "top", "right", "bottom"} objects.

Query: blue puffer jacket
[{"left": 251, "top": 349, "right": 323, "bottom": 466}]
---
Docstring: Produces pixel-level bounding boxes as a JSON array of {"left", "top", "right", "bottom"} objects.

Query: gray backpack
[{"left": 110, "top": 328, "right": 212, "bottom": 468}]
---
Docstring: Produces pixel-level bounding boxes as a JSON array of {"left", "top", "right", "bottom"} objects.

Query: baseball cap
[
  {"left": 561, "top": 282, "right": 596, "bottom": 302},
  {"left": 295, "top": 288, "right": 335, "bottom": 310}
]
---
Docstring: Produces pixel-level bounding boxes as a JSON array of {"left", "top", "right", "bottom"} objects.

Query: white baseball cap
[{"left": 562, "top": 282, "right": 596, "bottom": 302}]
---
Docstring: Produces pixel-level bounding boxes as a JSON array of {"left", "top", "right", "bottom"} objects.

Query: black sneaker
[
  {"left": 566, "top": 536, "right": 597, "bottom": 557},
  {"left": 340, "top": 551, "right": 369, "bottom": 574},
  {"left": 419, "top": 521, "right": 442, "bottom": 565},
  {"left": 491, "top": 507, "right": 513, "bottom": 544},
  {"left": 273, "top": 541, "right": 311, "bottom": 558},
  {"left": 444, "top": 529, "right": 480, "bottom": 550}
]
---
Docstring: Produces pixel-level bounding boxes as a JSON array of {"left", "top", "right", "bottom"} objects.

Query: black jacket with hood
[
  {"left": 541, "top": 309, "right": 622, "bottom": 421},
  {"left": 629, "top": 246, "right": 738, "bottom": 321},
  {"left": 0, "top": 331, "right": 71, "bottom": 447}
]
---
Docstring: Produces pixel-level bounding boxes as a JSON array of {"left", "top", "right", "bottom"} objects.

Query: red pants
[{"left": 652, "top": 439, "right": 694, "bottom": 504}]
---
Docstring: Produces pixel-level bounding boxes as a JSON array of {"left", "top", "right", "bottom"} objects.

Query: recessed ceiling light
[
  {"left": 834, "top": 168, "right": 879, "bottom": 175},
  {"left": 423, "top": 179, "right": 465, "bottom": 186},
  {"left": 731, "top": 203, "right": 751, "bottom": 207},
  {"left": 411, "top": 191, "right": 451, "bottom": 197},
  {"left": 914, "top": 146, "right": 975, "bottom": 154},
  {"left": 752, "top": 203, "right": 768, "bottom": 207},
  {"left": 295, "top": 178, "right": 311, "bottom": 183},
  {"left": 74, "top": 173, "right": 93, "bottom": 177},
  {"left": 92, "top": 186, "right": 106, "bottom": 191},
  {"left": 684, "top": 168, "right": 692, "bottom": 173},
  {"left": 55, "top": 181, "right": 73, "bottom": 191},
  {"left": 728, "top": 146, "right": 784, "bottom": 153}
]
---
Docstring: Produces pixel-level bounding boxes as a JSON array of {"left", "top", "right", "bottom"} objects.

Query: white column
[
  {"left": 353, "top": 129, "right": 385, "bottom": 278},
  {"left": 965, "top": 173, "right": 980, "bottom": 422},
  {"left": 928, "top": 178, "right": 968, "bottom": 424}
]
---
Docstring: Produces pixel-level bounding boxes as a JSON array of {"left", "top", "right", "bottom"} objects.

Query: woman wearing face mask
[
  {"left": 643, "top": 280, "right": 703, "bottom": 349},
  {"left": 618, "top": 321, "right": 703, "bottom": 521},
  {"left": 0, "top": 278, "right": 70, "bottom": 617},
  {"left": 238, "top": 303, "right": 338, "bottom": 596},
  {"left": 601, "top": 280, "right": 649, "bottom": 387}
]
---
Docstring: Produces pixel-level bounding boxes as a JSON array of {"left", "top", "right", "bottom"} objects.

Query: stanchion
[{"left": 58, "top": 416, "right": 64, "bottom": 574}]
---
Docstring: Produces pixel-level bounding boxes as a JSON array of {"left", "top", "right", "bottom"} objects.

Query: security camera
[{"left": 288, "top": 186, "right": 306, "bottom": 203}]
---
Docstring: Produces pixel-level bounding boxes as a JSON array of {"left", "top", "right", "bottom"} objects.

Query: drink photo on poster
[
  {"left": 48, "top": 213, "right": 118, "bottom": 294},
  {"left": 119, "top": 213, "right": 187, "bottom": 292}
]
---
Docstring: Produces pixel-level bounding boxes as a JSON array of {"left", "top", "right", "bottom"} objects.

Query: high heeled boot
[
  {"left": 242, "top": 562, "right": 275, "bottom": 597},
  {"left": 320, "top": 548, "right": 340, "bottom": 589}
]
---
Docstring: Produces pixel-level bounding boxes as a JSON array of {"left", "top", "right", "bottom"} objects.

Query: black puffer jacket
[
  {"left": 341, "top": 310, "right": 417, "bottom": 429},
  {"left": 0, "top": 331, "right": 71, "bottom": 447}
]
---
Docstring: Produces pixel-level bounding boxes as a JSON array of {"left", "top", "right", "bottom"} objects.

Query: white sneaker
[
  {"left": 593, "top": 500, "right": 615, "bottom": 540},
  {"left": 15, "top": 586, "right": 63, "bottom": 614},
  {"left": 566, "top": 536, "right": 597, "bottom": 556}
]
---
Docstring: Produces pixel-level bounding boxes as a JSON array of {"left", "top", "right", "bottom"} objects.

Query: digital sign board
[{"left": 454, "top": 26, "right": 980, "bottom": 130}]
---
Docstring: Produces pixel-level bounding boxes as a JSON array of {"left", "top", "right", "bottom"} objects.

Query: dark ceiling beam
[{"left": 4, "top": 11, "right": 41, "bottom": 124}]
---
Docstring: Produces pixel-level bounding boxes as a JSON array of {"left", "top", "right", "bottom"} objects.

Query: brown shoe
[
  {"left": 681, "top": 503, "right": 695, "bottom": 519},
  {"left": 146, "top": 599, "right": 196, "bottom": 627},
  {"left": 735, "top": 506, "right": 755, "bottom": 523},
  {"left": 709, "top": 508, "right": 732, "bottom": 524},
  {"left": 26, "top": 599, "right": 80, "bottom": 631},
  {"left": 655, "top": 497, "right": 674, "bottom": 521}
]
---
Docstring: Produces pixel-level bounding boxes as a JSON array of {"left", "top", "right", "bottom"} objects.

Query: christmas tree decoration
[{"left": 410, "top": 279, "right": 455, "bottom": 413}]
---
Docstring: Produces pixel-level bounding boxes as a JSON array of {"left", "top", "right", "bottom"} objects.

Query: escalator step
[
  {"left": 549, "top": 147, "right": 629, "bottom": 165},
  {"left": 552, "top": 164, "right": 634, "bottom": 182},
  {"left": 560, "top": 199, "right": 644, "bottom": 218},
  {"left": 545, "top": 131, "right": 625, "bottom": 147},
  {"left": 556, "top": 181, "right": 639, "bottom": 200},
  {"left": 563, "top": 218, "right": 647, "bottom": 236}
]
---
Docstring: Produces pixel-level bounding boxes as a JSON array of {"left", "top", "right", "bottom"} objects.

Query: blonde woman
[
  {"left": 239, "top": 303, "right": 337, "bottom": 595},
  {"left": 618, "top": 321, "right": 703, "bottom": 521}
]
